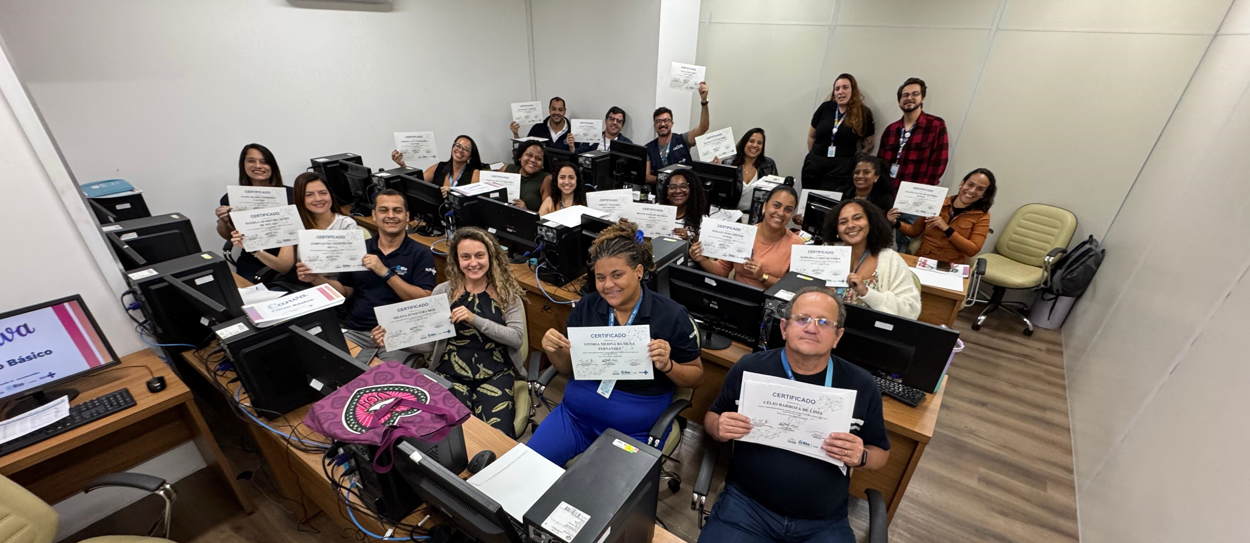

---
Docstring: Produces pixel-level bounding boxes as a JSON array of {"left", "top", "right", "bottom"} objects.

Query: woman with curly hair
[
  {"left": 803, "top": 73, "right": 875, "bottom": 192},
  {"left": 822, "top": 199, "right": 920, "bottom": 319}
]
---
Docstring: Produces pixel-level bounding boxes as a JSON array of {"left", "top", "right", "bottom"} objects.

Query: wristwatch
[
  {"left": 943, "top": 227, "right": 956, "bottom": 237},
  {"left": 382, "top": 266, "right": 397, "bottom": 281},
  {"left": 701, "top": 100, "right": 709, "bottom": 106},
  {"left": 856, "top": 449, "right": 868, "bottom": 468}
]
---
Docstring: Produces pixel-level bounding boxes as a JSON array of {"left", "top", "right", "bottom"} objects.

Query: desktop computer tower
[
  {"left": 448, "top": 187, "right": 508, "bottom": 231},
  {"left": 758, "top": 272, "right": 826, "bottom": 351},
  {"left": 102, "top": 213, "right": 201, "bottom": 271},
  {"left": 129, "top": 251, "right": 243, "bottom": 346},
  {"left": 375, "top": 166, "right": 423, "bottom": 189},
  {"left": 578, "top": 149, "right": 614, "bottom": 191},
  {"left": 89, "top": 192, "right": 150, "bottom": 223},
  {"left": 311, "top": 153, "right": 364, "bottom": 204},
  {"left": 537, "top": 220, "right": 585, "bottom": 286}
]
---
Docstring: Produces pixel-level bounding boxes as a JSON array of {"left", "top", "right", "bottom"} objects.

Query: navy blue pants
[
  {"left": 527, "top": 379, "right": 673, "bottom": 466},
  {"left": 697, "top": 483, "right": 855, "bottom": 543}
]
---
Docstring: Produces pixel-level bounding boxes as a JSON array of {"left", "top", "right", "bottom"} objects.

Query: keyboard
[
  {"left": 0, "top": 389, "right": 137, "bottom": 457},
  {"left": 875, "top": 377, "right": 926, "bottom": 408}
]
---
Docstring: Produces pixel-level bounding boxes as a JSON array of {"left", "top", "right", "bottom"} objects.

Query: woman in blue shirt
[{"left": 534, "top": 220, "right": 704, "bottom": 465}]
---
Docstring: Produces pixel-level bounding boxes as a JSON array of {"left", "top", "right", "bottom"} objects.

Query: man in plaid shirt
[{"left": 878, "top": 77, "right": 949, "bottom": 193}]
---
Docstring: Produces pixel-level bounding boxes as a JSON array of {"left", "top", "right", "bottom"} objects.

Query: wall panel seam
[
  {"left": 947, "top": 0, "right": 1007, "bottom": 177},
  {"left": 810, "top": 0, "right": 842, "bottom": 113}
]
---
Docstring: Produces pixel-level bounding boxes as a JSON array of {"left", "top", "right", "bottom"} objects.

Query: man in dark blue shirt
[
  {"left": 572, "top": 106, "right": 634, "bottom": 154},
  {"left": 646, "top": 82, "right": 711, "bottom": 183},
  {"left": 296, "top": 189, "right": 436, "bottom": 353},
  {"left": 701, "top": 286, "right": 890, "bottom": 543},
  {"left": 510, "top": 96, "right": 573, "bottom": 151}
]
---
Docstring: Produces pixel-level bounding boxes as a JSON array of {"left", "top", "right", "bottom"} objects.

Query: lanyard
[
  {"left": 832, "top": 107, "right": 845, "bottom": 140},
  {"left": 659, "top": 139, "right": 672, "bottom": 165},
  {"left": 449, "top": 164, "right": 465, "bottom": 187},
  {"left": 608, "top": 291, "right": 642, "bottom": 327},
  {"left": 602, "top": 132, "right": 611, "bottom": 151},
  {"left": 780, "top": 349, "right": 833, "bottom": 388},
  {"left": 836, "top": 251, "right": 871, "bottom": 297},
  {"left": 897, "top": 123, "right": 914, "bottom": 155}
]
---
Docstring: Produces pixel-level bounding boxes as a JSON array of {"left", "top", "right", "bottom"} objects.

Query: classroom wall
[
  {"left": 694, "top": 0, "right": 1229, "bottom": 248},
  {"left": 1061, "top": 2, "right": 1250, "bottom": 540}
]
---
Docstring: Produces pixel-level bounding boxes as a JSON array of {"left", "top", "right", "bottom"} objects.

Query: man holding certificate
[{"left": 701, "top": 287, "right": 889, "bottom": 543}]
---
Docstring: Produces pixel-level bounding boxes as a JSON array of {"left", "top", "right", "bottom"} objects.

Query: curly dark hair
[
  {"left": 589, "top": 219, "right": 654, "bottom": 273},
  {"left": 822, "top": 199, "right": 895, "bottom": 256},
  {"left": 961, "top": 168, "right": 997, "bottom": 212},
  {"left": 513, "top": 139, "right": 546, "bottom": 166},
  {"left": 657, "top": 169, "right": 709, "bottom": 236}
]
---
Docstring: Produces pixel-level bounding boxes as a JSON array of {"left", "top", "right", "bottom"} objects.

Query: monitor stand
[
  {"left": 699, "top": 328, "right": 732, "bottom": 351},
  {"left": 413, "top": 215, "right": 445, "bottom": 238},
  {"left": 5, "top": 389, "right": 79, "bottom": 419}
]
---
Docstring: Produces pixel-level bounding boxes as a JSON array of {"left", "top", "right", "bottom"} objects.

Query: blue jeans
[
  {"left": 527, "top": 379, "right": 673, "bottom": 466},
  {"left": 697, "top": 483, "right": 854, "bottom": 543},
  {"left": 894, "top": 213, "right": 918, "bottom": 253}
]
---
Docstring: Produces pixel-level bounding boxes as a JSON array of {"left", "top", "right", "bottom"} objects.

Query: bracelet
[
  {"left": 661, "top": 359, "right": 675, "bottom": 374},
  {"left": 701, "top": 101, "right": 709, "bottom": 106},
  {"left": 944, "top": 227, "right": 956, "bottom": 237}
]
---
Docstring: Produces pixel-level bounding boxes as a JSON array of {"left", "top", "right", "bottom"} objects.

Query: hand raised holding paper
[
  {"left": 715, "top": 412, "right": 753, "bottom": 441},
  {"left": 648, "top": 339, "right": 672, "bottom": 373},
  {"left": 823, "top": 432, "right": 865, "bottom": 466}
]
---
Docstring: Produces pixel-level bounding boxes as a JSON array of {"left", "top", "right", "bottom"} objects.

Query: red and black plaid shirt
[{"left": 877, "top": 112, "right": 949, "bottom": 192}]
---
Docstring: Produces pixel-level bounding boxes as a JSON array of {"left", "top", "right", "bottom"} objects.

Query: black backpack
[{"left": 1044, "top": 235, "right": 1104, "bottom": 298}]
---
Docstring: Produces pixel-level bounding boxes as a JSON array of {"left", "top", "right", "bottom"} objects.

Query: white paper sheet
[
  {"left": 738, "top": 371, "right": 857, "bottom": 467},
  {"left": 452, "top": 182, "right": 504, "bottom": 197},
  {"left": 238, "top": 283, "right": 284, "bottom": 305},
  {"left": 542, "top": 205, "right": 609, "bottom": 228},
  {"left": 242, "top": 284, "right": 346, "bottom": 327},
  {"left": 621, "top": 202, "right": 677, "bottom": 239},
  {"left": 479, "top": 171, "right": 522, "bottom": 202},
  {"left": 797, "top": 189, "right": 841, "bottom": 215},
  {"left": 570, "top": 119, "right": 603, "bottom": 150},
  {"left": 229, "top": 205, "right": 304, "bottom": 252},
  {"left": 467, "top": 444, "right": 565, "bottom": 521},
  {"left": 568, "top": 325, "right": 654, "bottom": 381},
  {"left": 511, "top": 101, "right": 545, "bottom": 125},
  {"left": 708, "top": 207, "right": 744, "bottom": 223},
  {"left": 586, "top": 189, "right": 633, "bottom": 219},
  {"left": 394, "top": 132, "right": 438, "bottom": 164},
  {"left": 699, "top": 218, "right": 756, "bottom": 264},
  {"left": 226, "top": 186, "right": 287, "bottom": 212},
  {"left": 669, "top": 62, "right": 706, "bottom": 92},
  {"left": 893, "top": 182, "right": 948, "bottom": 217},
  {"left": 298, "top": 229, "right": 368, "bottom": 274},
  {"left": 374, "top": 294, "right": 457, "bottom": 351},
  {"left": 694, "top": 127, "right": 736, "bottom": 161},
  {"left": 0, "top": 396, "right": 69, "bottom": 446},
  {"left": 910, "top": 267, "right": 966, "bottom": 291},
  {"left": 790, "top": 245, "right": 853, "bottom": 287}
]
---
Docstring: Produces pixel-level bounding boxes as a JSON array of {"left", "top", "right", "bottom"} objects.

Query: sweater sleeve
[
  {"left": 949, "top": 212, "right": 990, "bottom": 257},
  {"left": 898, "top": 217, "right": 925, "bottom": 238},
  {"left": 471, "top": 295, "right": 525, "bottom": 350},
  {"left": 859, "top": 251, "right": 922, "bottom": 320}
]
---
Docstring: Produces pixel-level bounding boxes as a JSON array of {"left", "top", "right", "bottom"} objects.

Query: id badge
[
  {"left": 597, "top": 379, "right": 616, "bottom": 399},
  {"left": 890, "top": 163, "right": 900, "bottom": 177},
  {"left": 827, "top": 146, "right": 836, "bottom": 158}
]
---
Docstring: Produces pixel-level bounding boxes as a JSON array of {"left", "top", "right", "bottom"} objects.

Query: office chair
[
  {"left": 0, "top": 472, "right": 177, "bottom": 543},
  {"left": 970, "top": 204, "right": 1076, "bottom": 336},
  {"left": 691, "top": 439, "right": 887, "bottom": 542}
]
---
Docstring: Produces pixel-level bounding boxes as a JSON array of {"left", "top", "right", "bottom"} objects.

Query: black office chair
[{"left": 691, "top": 439, "right": 888, "bottom": 542}]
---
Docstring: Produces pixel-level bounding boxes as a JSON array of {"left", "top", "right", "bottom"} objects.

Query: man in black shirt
[
  {"left": 510, "top": 96, "right": 573, "bottom": 151},
  {"left": 296, "top": 190, "right": 436, "bottom": 354},
  {"left": 701, "top": 286, "right": 890, "bottom": 543}
]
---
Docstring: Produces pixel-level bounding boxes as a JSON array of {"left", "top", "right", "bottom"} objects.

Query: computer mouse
[
  {"left": 467, "top": 450, "right": 496, "bottom": 474},
  {"left": 146, "top": 376, "right": 167, "bottom": 393}
]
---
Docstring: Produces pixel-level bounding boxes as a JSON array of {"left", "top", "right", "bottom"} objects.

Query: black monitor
[
  {"left": 0, "top": 295, "right": 122, "bottom": 418},
  {"left": 395, "top": 440, "right": 524, "bottom": 543},
  {"left": 289, "top": 326, "right": 370, "bottom": 396},
  {"left": 477, "top": 197, "right": 539, "bottom": 261},
  {"left": 343, "top": 161, "right": 380, "bottom": 215},
  {"left": 801, "top": 192, "right": 841, "bottom": 242},
  {"left": 395, "top": 175, "right": 446, "bottom": 237},
  {"left": 667, "top": 265, "right": 765, "bottom": 350},
  {"left": 102, "top": 213, "right": 201, "bottom": 271},
  {"left": 544, "top": 147, "right": 575, "bottom": 175},
  {"left": 129, "top": 252, "right": 245, "bottom": 347},
  {"left": 89, "top": 193, "right": 150, "bottom": 223},
  {"left": 311, "top": 153, "right": 364, "bottom": 204},
  {"left": 834, "top": 305, "right": 960, "bottom": 393},
  {"left": 610, "top": 140, "right": 648, "bottom": 187},
  {"left": 691, "top": 160, "right": 742, "bottom": 209}
]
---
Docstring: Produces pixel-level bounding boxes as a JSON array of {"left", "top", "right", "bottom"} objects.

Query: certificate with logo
[
  {"left": 230, "top": 205, "right": 303, "bottom": 252},
  {"left": 568, "top": 325, "right": 653, "bottom": 381},
  {"left": 374, "top": 294, "right": 457, "bottom": 351},
  {"left": 738, "top": 371, "right": 857, "bottom": 467}
]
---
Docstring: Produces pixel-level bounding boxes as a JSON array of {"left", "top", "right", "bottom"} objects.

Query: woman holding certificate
[
  {"left": 713, "top": 128, "right": 778, "bottom": 213},
  {"left": 370, "top": 227, "right": 526, "bottom": 437},
  {"left": 505, "top": 140, "right": 552, "bottom": 211},
  {"left": 898, "top": 168, "right": 995, "bottom": 264},
  {"left": 230, "top": 172, "right": 359, "bottom": 276},
  {"left": 656, "top": 169, "right": 710, "bottom": 240},
  {"left": 217, "top": 143, "right": 294, "bottom": 284},
  {"left": 689, "top": 185, "right": 805, "bottom": 289},
  {"left": 538, "top": 162, "right": 587, "bottom": 216},
  {"left": 391, "top": 134, "right": 485, "bottom": 196},
  {"left": 535, "top": 221, "right": 704, "bottom": 466},
  {"left": 822, "top": 199, "right": 921, "bottom": 319}
]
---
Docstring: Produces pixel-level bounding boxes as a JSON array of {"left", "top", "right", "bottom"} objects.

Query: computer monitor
[
  {"left": 834, "top": 305, "right": 960, "bottom": 393},
  {"left": 801, "top": 192, "right": 841, "bottom": 242},
  {"left": 129, "top": 252, "right": 245, "bottom": 347},
  {"left": 311, "top": 153, "right": 364, "bottom": 204},
  {"left": 289, "top": 326, "right": 370, "bottom": 396},
  {"left": 343, "top": 161, "right": 380, "bottom": 214},
  {"left": 543, "top": 147, "right": 575, "bottom": 175},
  {"left": 477, "top": 198, "right": 540, "bottom": 260},
  {"left": 666, "top": 265, "right": 765, "bottom": 350},
  {"left": 395, "top": 439, "right": 524, "bottom": 543},
  {"left": 691, "top": 160, "right": 742, "bottom": 209},
  {"left": 88, "top": 193, "right": 150, "bottom": 223},
  {"left": 102, "top": 213, "right": 201, "bottom": 271},
  {"left": 0, "top": 295, "right": 122, "bottom": 418},
  {"left": 609, "top": 140, "right": 648, "bottom": 188},
  {"left": 395, "top": 175, "right": 446, "bottom": 237}
]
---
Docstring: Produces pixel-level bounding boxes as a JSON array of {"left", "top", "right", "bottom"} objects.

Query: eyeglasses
[
  {"left": 607, "top": 117, "right": 624, "bottom": 125},
  {"left": 790, "top": 314, "right": 837, "bottom": 330},
  {"left": 453, "top": 144, "right": 472, "bottom": 153},
  {"left": 655, "top": 118, "right": 673, "bottom": 125},
  {"left": 668, "top": 183, "right": 690, "bottom": 192},
  {"left": 900, "top": 91, "right": 922, "bottom": 99}
]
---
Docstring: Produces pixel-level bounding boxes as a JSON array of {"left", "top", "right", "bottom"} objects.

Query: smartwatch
[
  {"left": 382, "top": 266, "right": 397, "bottom": 281},
  {"left": 943, "top": 227, "right": 956, "bottom": 237},
  {"left": 857, "top": 449, "right": 868, "bottom": 468}
]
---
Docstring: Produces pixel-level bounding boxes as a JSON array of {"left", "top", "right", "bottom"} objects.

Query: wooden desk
[
  {"left": 899, "top": 253, "right": 969, "bottom": 327},
  {"left": 179, "top": 345, "right": 685, "bottom": 543},
  {"left": 0, "top": 350, "right": 252, "bottom": 513}
]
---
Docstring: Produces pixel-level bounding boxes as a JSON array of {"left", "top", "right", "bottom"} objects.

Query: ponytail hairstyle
[{"left": 588, "top": 219, "right": 655, "bottom": 274}]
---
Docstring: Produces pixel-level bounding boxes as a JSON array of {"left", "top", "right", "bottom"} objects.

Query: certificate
[
  {"left": 394, "top": 132, "right": 438, "bottom": 164},
  {"left": 694, "top": 127, "right": 736, "bottom": 161},
  {"left": 230, "top": 205, "right": 303, "bottom": 252},
  {"left": 480, "top": 171, "right": 522, "bottom": 202},
  {"left": 669, "top": 62, "right": 706, "bottom": 92},
  {"left": 511, "top": 101, "right": 545, "bottom": 125},
  {"left": 570, "top": 119, "right": 603, "bottom": 149},
  {"left": 699, "top": 218, "right": 756, "bottom": 264},
  {"left": 298, "top": 229, "right": 368, "bottom": 274},
  {"left": 796, "top": 189, "right": 841, "bottom": 214},
  {"left": 622, "top": 202, "right": 677, "bottom": 239},
  {"left": 893, "top": 182, "right": 948, "bottom": 217},
  {"left": 226, "top": 186, "right": 286, "bottom": 212},
  {"left": 587, "top": 189, "right": 632, "bottom": 218},
  {"left": 374, "top": 294, "right": 457, "bottom": 351},
  {"left": 791, "top": 245, "right": 852, "bottom": 287},
  {"left": 567, "top": 325, "right": 653, "bottom": 381},
  {"left": 738, "top": 371, "right": 857, "bottom": 466}
]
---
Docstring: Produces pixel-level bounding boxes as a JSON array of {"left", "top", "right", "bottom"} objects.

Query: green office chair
[
  {"left": 971, "top": 204, "right": 1076, "bottom": 336},
  {"left": 1, "top": 472, "right": 177, "bottom": 543}
]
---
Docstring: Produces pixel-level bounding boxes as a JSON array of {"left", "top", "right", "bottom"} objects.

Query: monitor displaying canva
[{"left": 0, "top": 295, "right": 120, "bottom": 403}]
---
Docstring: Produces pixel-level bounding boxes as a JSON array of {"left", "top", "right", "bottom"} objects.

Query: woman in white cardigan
[{"left": 821, "top": 199, "right": 922, "bottom": 319}]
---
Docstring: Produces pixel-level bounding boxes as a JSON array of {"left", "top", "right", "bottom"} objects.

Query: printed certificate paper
[
  {"left": 511, "top": 101, "right": 545, "bottom": 125},
  {"left": 739, "top": 371, "right": 857, "bottom": 467},
  {"left": 893, "top": 182, "right": 949, "bottom": 217},
  {"left": 568, "top": 325, "right": 653, "bottom": 381},
  {"left": 374, "top": 294, "right": 457, "bottom": 351},
  {"left": 669, "top": 62, "right": 706, "bottom": 92},
  {"left": 230, "top": 205, "right": 303, "bottom": 252},
  {"left": 480, "top": 171, "right": 522, "bottom": 202},
  {"left": 298, "top": 229, "right": 368, "bottom": 274},
  {"left": 394, "top": 132, "right": 439, "bottom": 164},
  {"left": 790, "top": 245, "right": 853, "bottom": 287},
  {"left": 699, "top": 218, "right": 756, "bottom": 264},
  {"left": 570, "top": 119, "right": 603, "bottom": 149},
  {"left": 587, "top": 189, "right": 632, "bottom": 218},
  {"left": 226, "top": 186, "right": 287, "bottom": 212},
  {"left": 694, "top": 127, "right": 736, "bottom": 161},
  {"left": 622, "top": 203, "right": 677, "bottom": 239}
]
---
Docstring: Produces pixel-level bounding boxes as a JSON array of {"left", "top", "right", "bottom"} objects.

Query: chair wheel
[
  {"left": 1023, "top": 328, "right": 1034, "bottom": 336},
  {"left": 971, "top": 323, "right": 981, "bottom": 331},
  {"left": 667, "top": 478, "right": 681, "bottom": 493}
]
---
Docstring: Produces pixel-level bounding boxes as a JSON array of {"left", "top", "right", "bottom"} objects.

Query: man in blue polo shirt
[
  {"left": 701, "top": 286, "right": 890, "bottom": 543},
  {"left": 645, "top": 82, "right": 711, "bottom": 183},
  {"left": 296, "top": 189, "right": 436, "bottom": 353}
]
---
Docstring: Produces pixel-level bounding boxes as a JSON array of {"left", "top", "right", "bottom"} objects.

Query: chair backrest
[
  {"left": 0, "top": 475, "right": 59, "bottom": 543},
  {"left": 994, "top": 204, "right": 1077, "bottom": 267}
]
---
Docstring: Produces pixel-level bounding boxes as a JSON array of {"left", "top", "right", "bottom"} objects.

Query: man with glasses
[
  {"left": 646, "top": 82, "right": 712, "bottom": 183},
  {"left": 572, "top": 106, "right": 633, "bottom": 153},
  {"left": 878, "top": 77, "right": 949, "bottom": 192},
  {"left": 700, "top": 287, "right": 889, "bottom": 543}
]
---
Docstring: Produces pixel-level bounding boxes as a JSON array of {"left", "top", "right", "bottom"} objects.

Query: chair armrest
[
  {"left": 866, "top": 488, "right": 888, "bottom": 543},
  {"left": 693, "top": 444, "right": 719, "bottom": 499},
  {"left": 84, "top": 473, "right": 167, "bottom": 494},
  {"left": 964, "top": 257, "right": 987, "bottom": 307},
  {"left": 647, "top": 398, "right": 692, "bottom": 448},
  {"left": 527, "top": 351, "right": 543, "bottom": 382},
  {"left": 538, "top": 365, "right": 559, "bottom": 387},
  {"left": 1041, "top": 247, "right": 1068, "bottom": 288}
]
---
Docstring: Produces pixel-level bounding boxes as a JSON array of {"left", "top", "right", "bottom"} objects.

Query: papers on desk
[
  {"left": 893, "top": 182, "right": 948, "bottom": 217},
  {"left": 226, "top": 185, "right": 287, "bottom": 212},
  {"left": 243, "top": 284, "right": 345, "bottom": 327},
  {"left": 0, "top": 396, "right": 68, "bottom": 446},
  {"left": 480, "top": 171, "right": 521, "bottom": 202},
  {"left": 298, "top": 229, "right": 368, "bottom": 274},
  {"left": 790, "top": 245, "right": 852, "bottom": 287},
  {"left": 374, "top": 294, "right": 456, "bottom": 351},
  {"left": 568, "top": 325, "right": 654, "bottom": 381},
  {"left": 587, "top": 189, "right": 632, "bottom": 219},
  {"left": 451, "top": 182, "right": 503, "bottom": 197},
  {"left": 699, "top": 218, "right": 755, "bottom": 263},
  {"left": 797, "top": 189, "right": 841, "bottom": 214},
  {"left": 910, "top": 266, "right": 965, "bottom": 291},
  {"left": 229, "top": 205, "right": 303, "bottom": 252},
  {"left": 511, "top": 101, "right": 545, "bottom": 125},
  {"left": 694, "top": 127, "right": 735, "bottom": 161},
  {"left": 542, "top": 205, "right": 610, "bottom": 228},
  {"left": 394, "top": 131, "right": 438, "bottom": 164},
  {"left": 238, "top": 283, "right": 284, "bottom": 305},
  {"left": 467, "top": 444, "right": 565, "bottom": 521},
  {"left": 669, "top": 62, "right": 706, "bottom": 92},
  {"left": 621, "top": 202, "right": 677, "bottom": 239},
  {"left": 570, "top": 119, "right": 603, "bottom": 149},
  {"left": 738, "top": 372, "right": 857, "bottom": 469}
]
